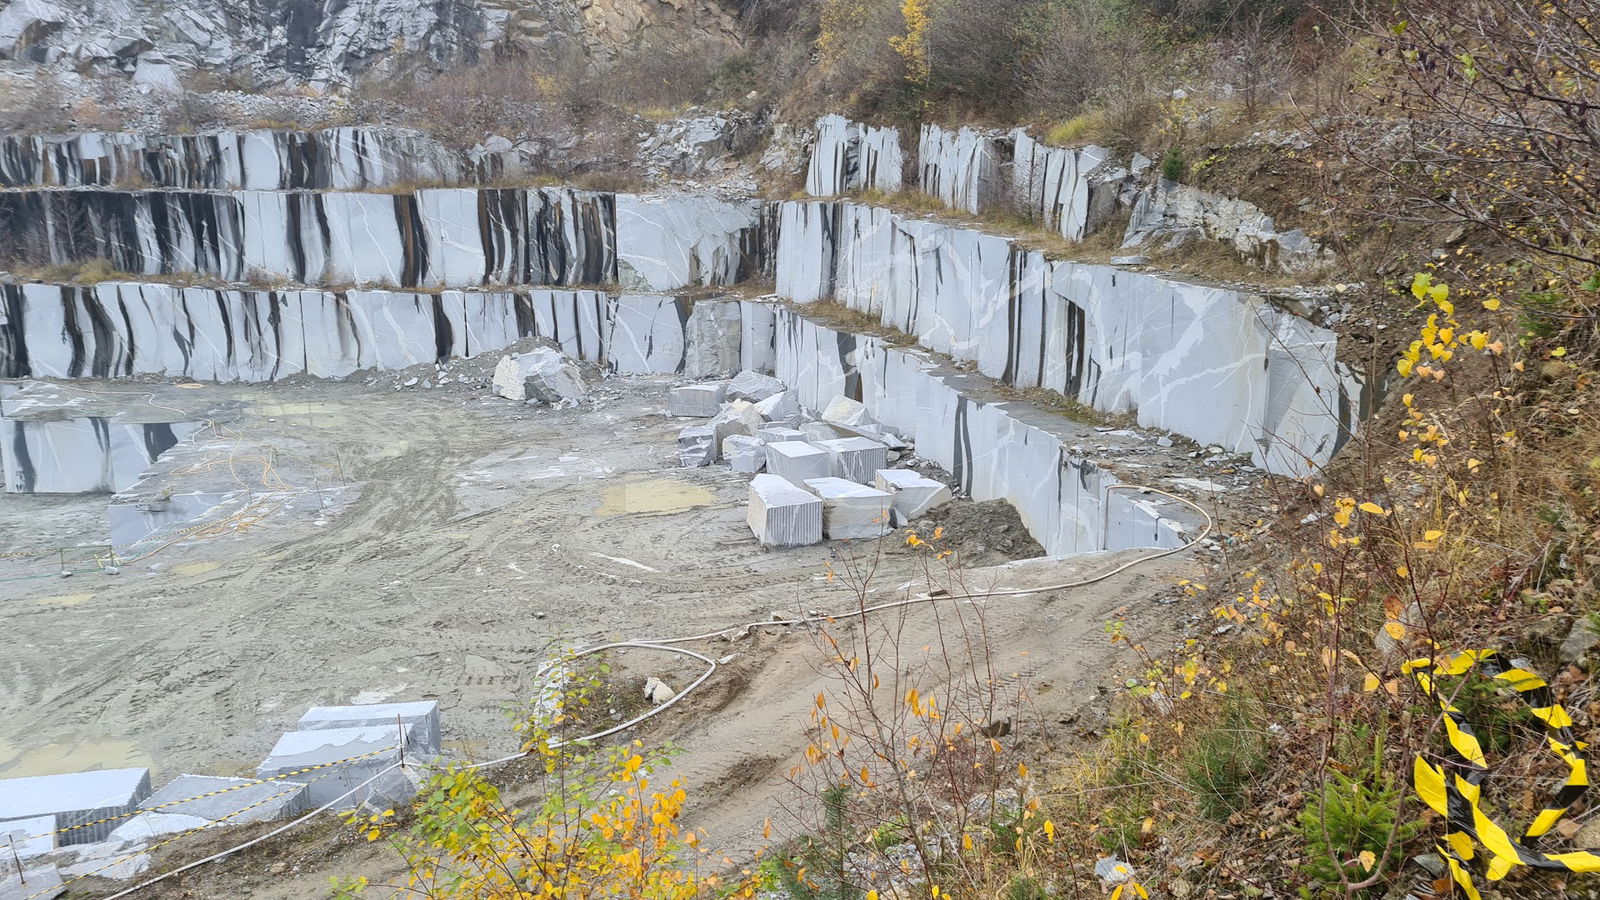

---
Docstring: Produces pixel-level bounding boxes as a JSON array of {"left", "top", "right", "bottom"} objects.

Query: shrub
[
  {"left": 1296, "top": 730, "right": 1423, "bottom": 892},
  {"left": 1180, "top": 696, "right": 1266, "bottom": 820},
  {"left": 1161, "top": 148, "right": 1186, "bottom": 181}
]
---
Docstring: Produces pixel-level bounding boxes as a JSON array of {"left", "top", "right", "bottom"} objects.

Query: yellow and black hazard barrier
[{"left": 1404, "top": 649, "right": 1600, "bottom": 898}]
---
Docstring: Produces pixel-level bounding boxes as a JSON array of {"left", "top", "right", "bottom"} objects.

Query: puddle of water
[
  {"left": 36, "top": 592, "right": 94, "bottom": 607},
  {"left": 595, "top": 477, "right": 715, "bottom": 517},
  {"left": 172, "top": 560, "right": 221, "bottom": 577},
  {"left": 0, "top": 736, "right": 154, "bottom": 778}
]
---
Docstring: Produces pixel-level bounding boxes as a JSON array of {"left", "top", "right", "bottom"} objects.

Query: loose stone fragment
[
  {"left": 726, "top": 370, "right": 787, "bottom": 402},
  {"left": 822, "top": 396, "right": 872, "bottom": 427},
  {"left": 722, "top": 435, "right": 767, "bottom": 473},
  {"left": 493, "top": 349, "right": 586, "bottom": 403}
]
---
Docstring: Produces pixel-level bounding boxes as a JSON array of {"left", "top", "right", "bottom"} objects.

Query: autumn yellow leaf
[
  {"left": 1482, "top": 298, "right": 1501, "bottom": 310},
  {"left": 1384, "top": 621, "right": 1407, "bottom": 640},
  {"left": 1363, "top": 673, "right": 1381, "bottom": 692},
  {"left": 1358, "top": 849, "right": 1377, "bottom": 870},
  {"left": 1358, "top": 501, "right": 1388, "bottom": 515}
]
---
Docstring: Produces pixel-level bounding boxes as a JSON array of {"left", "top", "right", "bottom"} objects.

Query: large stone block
[
  {"left": 757, "top": 426, "right": 808, "bottom": 444},
  {"left": 492, "top": 349, "right": 587, "bottom": 403},
  {"left": 0, "top": 768, "right": 151, "bottom": 846},
  {"left": 137, "top": 774, "right": 310, "bottom": 824},
  {"left": 0, "top": 864, "right": 63, "bottom": 900},
  {"left": 678, "top": 425, "right": 717, "bottom": 467},
  {"left": 746, "top": 474, "right": 823, "bottom": 547},
  {"left": 256, "top": 726, "right": 414, "bottom": 811},
  {"left": 816, "top": 437, "right": 888, "bottom": 484},
  {"left": 722, "top": 435, "right": 766, "bottom": 473},
  {"left": 668, "top": 383, "right": 727, "bottom": 417},
  {"left": 873, "top": 469, "right": 954, "bottom": 523},
  {"left": 684, "top": 301, "right": 744, "bottom": 379},
  {"left": 298, "top": 701, "right": 442, "bottom": 757},
  {"left": 710, "top": 400, "right": 763, "bottom": 450},
  {"left": 804, "top": 477, "right": 893, "bottom": 539},
  {"left": 726, "top": 370, "right": 786, "bottom": 402},
  {"left": 0, "top": 815, "right": 55, "bottom": 860},
  {"left": 754, "top": 389, "right": 801, "bottom": 425},
  {"left": 765, "top": 441, "right": 831, "bottom": 487}
]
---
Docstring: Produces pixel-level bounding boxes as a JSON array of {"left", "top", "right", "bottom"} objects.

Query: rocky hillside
[{"left": 0, "top": 0, "right": 747, "bottom": 88}]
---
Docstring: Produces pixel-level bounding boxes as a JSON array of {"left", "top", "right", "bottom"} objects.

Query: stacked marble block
[
  {"left": 670, "top": 372, "right": 953, "bottom": 546},
  {"left": 256, "top": 701, "right": 441, "bottom": 811}
]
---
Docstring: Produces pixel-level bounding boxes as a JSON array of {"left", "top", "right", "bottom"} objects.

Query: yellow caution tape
[
  {"left": 22, "top": 745, "right": 395, "bottom": 844},
  {"left": 22, "top": 782, "right": 307, "bottom": 900},
  {"left": 1404, "top": 649, "right": 1599, "bottom": 897}
]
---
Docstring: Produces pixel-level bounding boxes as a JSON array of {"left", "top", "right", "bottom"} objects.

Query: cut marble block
[
  {"left": 757, "top": 426, "right": 807, "bottom": 444},
  {"left": 800, "top": 422, "right": 845, "bottom": 443},
  {"left": 804, "top": 477, "right": 893, "bottom": 539},
  {"left": 256, "top": 725, "right": 414, "bottom": 811},
  {"left": 710, "top": 400, "right": 763, "bottom": 450},
  {"left": 0, "top": 768, "right": 151, "bottom": 846},
  {"left": 754, "top": 389, "right": 801, "bottom": 425},
  {"left": 873, "top": 469, "right": 954, "bottom": 523},
  {"left": 726, "top": 370, "right": 786, "bottom": 402},
  {"left": 492, "top": 349, "right": 587, "bottom": 403},
  {"left": 765, "top": 441, "right": 831, "bottom": 487},
  {"left": 822, "top": 396, "right": 872, "bottom": 427},
  {"left": 746, "top": 474, "right": 823, "bottom": 547},
  {"left": 678, "top": 425, "right": 717, "bottom": 467},
  {"left": 137, "top": 774, "right": 310, "bottom": 824},
  {"left": 668, "top": 383, "right": 727, "bottom": 417},
  {"left": 299, "top": 701, "right": 441, "bottom": 756},
  {"left": 722, "top": 435, "right": 766, "bottom": 473},
  {"left": 816, "top": 437, "right": 888, "bottom": 484},
  {"left": 0, "top": 815, "right": 55, "bottom": 859},
  {"left": 0, "top": 865, "right": 63, "bottom": 900},
  {"left": 107, "top": 812, "right": 211, "bottom": 844}
]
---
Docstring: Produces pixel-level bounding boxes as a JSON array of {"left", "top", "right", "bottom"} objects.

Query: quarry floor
[{"left": 0, "top": 373, "right": 1214, "bottom": 896}]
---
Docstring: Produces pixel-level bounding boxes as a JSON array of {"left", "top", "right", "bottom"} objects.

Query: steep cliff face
[{"left": 0, "top": 0, "right": 744, "bottom": 86}]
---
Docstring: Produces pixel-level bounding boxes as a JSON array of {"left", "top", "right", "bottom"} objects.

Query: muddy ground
[{"left": 0, "top": 372, "right": 1219, "bottom": 897}]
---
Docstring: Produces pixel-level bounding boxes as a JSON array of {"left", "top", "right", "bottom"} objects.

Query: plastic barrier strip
[
  {"left": 19, "top": 745, "right": 395, "bottom": 843},
  {"left": 1403, "top": 649, "right": 1600, "bottom": 896}
]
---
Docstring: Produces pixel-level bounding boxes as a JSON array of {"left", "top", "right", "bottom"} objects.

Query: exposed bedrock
[
  {"left": 774, "top": 200, "right": 1364, "bottom": 477},
  {"left": 1010, "top": 130, "right": 1136, "bottom": 242},
  {"left": 0, "top": 281, "right": 735, "bottom": 381},
  {"left": 805, "top": 115, "right": 904, "bottom": 198},
  {"left": 917, "top": 123, "right": 1008, "bottom": 215},
  {"left": 771, "top": 307, "right": 1195, "bottom": 556},
  {"left": 0, "top": 416, "right": 203, "bottom": 493},
  {"left": 0, "top": 188, "right": 772, "bottom": 291},
  {"left": 0, "top": 128, "right": 460, "bottom": 191}
]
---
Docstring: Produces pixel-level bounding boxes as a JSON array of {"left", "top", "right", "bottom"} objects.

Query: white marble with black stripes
[{"left": 773, "top": 199, "right": 1363, "bottom": 477}]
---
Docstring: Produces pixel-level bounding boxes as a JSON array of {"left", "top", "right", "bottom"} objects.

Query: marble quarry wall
[
  {"left": 771, "top": 307, "right": 1192, "bottom": 556},
  {"left": 0, "top": 188, "right": 773, "bottom": 292},
  {"left": 917, "top": 124, "right": 1009, "bottom": 215},
  {"left": 0, "top": 128, "right": 463, "bottom": 191},
  {"left": 805, "top": 115, "right": 904, "bottom": 197},
  {"left": 1010, "top": 130, "right": 1139, "bottom": 242},
  {"left": 774, "top": 200, "right": 1363, "bottom": 477},
  {"left": 0, "top": 281, "right": 729, "bottom": 382},
  {"left": 1, "top": 416, "right": 204, "bottom": 493}
]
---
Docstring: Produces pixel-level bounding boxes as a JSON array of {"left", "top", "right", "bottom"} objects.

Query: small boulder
[
  {"left": 678, "top": 425, "right": 716, "bottom": 467},
  {"left": 643, "top": 677, "right": 676, "bottom": 705},
  {"left": 710, "top": 400, "right": 763, "bottom": 449},
  {"left": 754, "top": 389, "right": 802, "bottom": 425}
]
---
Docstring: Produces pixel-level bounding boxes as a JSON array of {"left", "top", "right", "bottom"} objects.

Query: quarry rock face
[
  {"left": 775, "top": 199, "right": 1363, "bottom": 477},
  {"left": 0, "top": 188, "right": 770, "bottom": 291},
  {"left": 0, "top": 0, "right": 741, "bottom": 87},
  {"left": 918, "top": 124, "right": 1007, "bottom": 214},
  {"left": 1123, "top": 179, "right": 1334, "bottom": 274},
  {"left": 806, "top": 115, "right": 904, "bottom": 197},
  {"left": 1011, "top": 130, "right": 1134, "bottom": 242}
]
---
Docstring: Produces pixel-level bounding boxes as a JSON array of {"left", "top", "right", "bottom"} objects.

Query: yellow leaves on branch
[
  {"left": 887, "top": 0, "right": 931, "bottom": 85},
  {"left": 1396, "top": 274, "right": 1500, "bottom": 379}
]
